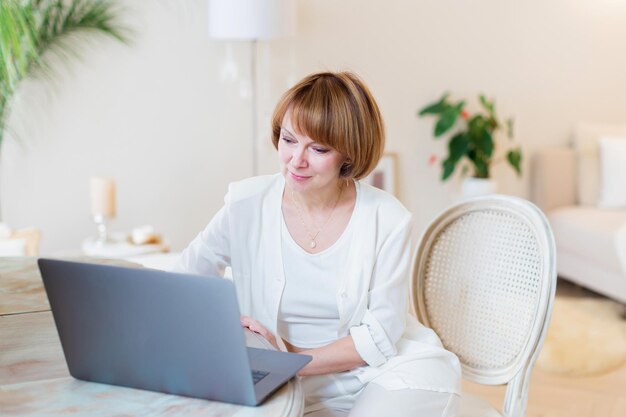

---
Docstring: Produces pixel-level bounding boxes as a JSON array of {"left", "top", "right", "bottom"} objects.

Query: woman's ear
[{"left": 340, "top": 159, "right": 353, "bottom": 177}]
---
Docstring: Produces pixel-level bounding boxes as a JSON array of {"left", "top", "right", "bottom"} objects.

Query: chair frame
[{"left": 411, "top": 195, "right": 557, "bottom": 417}]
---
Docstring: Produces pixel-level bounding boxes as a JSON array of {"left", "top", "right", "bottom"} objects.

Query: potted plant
[
  {"left": 418, "top": 93, "right": 522, "bottom": 197},
  {"left": 0, "top": 0, "right": 127, "bottom": 224}
]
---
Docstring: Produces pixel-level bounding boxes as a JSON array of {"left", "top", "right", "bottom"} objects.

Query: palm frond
[
  {"left": 42, "top": 0, "right": 127, "bottom": 45},
  {"left": 0, "top": 2, "right": 37, "bottom": 92},
  {"left": 0, "top": 1, "right": 37, "bottom": 141},
  {"left": 0, "top": 0, "right": 128, "bottom": 145}
]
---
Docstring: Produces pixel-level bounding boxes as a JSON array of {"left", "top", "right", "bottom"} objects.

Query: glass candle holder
[
  {"left": 92, "top": 214, "right": 110, "bottom": 246},
  {"left": 90, "top": 177, "right": 116, "bottom": 245}
]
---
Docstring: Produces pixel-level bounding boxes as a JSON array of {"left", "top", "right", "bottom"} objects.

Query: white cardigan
[{"left": 175, "top": 174, "right": 460, "bottom": 394}]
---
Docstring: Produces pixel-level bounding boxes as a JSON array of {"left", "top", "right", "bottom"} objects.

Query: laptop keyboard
[{"left": 252, "top": 370, "right": 270, "bottom": 384}]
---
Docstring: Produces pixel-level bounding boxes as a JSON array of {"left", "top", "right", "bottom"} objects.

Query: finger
[
  {"left": 249, "top": 322, "right": 266, "bottom": 335},
  {"left": 240, "top": 316, "right": 254, "bottom": 327},
  {"left": 246, "top": 318, "right": 264, "bottom": 331},
  {"left": 239, "top": 318, "right": 277, "bottom": 347},
  {"left": 241, "top": 318, "right": 264, "bottom": 334}
]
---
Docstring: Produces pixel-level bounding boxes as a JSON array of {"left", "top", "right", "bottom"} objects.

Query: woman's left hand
[{"left": 240, "top": 316, "right": 280, "bottom": 351}]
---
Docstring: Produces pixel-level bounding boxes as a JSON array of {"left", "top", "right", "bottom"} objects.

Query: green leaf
[
  {"left": 439, "top": 133, "right": 469, "bottom": 181},
  {"left": 467, "top": 149, "right": 476, "bottom": 172},
  {"left": 479, "top": 94, "right": 494, "bottom": 115},
  {"left": 418, "top": 93, "right": 449, "bottom": 116},
  {"left": 441, "top": 158, "right": 456, "bottom": 181},
  {"left": 507, "top": 148, "right": 523, "bottom": 176},
  {"left": 448, "top": 132, "right": 469, "bottom": 163},
  {"left": 473, "top": 158, "right": 489, "bottom": 178},
  {"left": 468, "top": 115, "right": 486, "bottom": 137},
  {"left": 506, "top": 118, "right": 514, "bottom": 139},
  {"left": 434, "top": 101, "right": 464, "bottom": 137},
  {"left": 0, "top": 1, "right": 37, "bottom": 89},
  {"left": 473, "top": 130, "right": 494, "bottom": 158}
]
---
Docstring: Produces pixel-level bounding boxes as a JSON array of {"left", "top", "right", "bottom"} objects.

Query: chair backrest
[{"left": 411, "top": 195, "right": 556, "bottom": 417}]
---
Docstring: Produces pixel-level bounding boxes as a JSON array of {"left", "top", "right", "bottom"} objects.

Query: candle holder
[
  {"left": 92, "top": 214, "right": 110, "bottom": 246},
  {"left": 90, "top": 176, "right": 116, "bottom": 247}
]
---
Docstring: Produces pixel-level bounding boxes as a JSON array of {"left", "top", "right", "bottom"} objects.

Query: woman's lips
[{"left": 289, "top": 171, "right": 310, "bottom": 181}]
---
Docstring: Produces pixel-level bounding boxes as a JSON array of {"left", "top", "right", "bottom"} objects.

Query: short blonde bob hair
[{"left": 271, "top": 71, "right": 385, "bottom": 180}]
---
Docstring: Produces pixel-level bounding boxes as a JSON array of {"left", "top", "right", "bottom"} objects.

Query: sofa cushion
[
  {"left": 598, "top": 137, "right": 626, "bottom": 208},
  {"left": 573, "top": 123, "right": 626, "bottom": 206},
  {"left": 548, "top": 206, "right": 626, "bottom": 275}
]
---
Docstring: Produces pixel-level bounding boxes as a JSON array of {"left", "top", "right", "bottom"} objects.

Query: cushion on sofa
[
  {"left": 573, "top": 123, "right": 626, "bottom": 206},
  {"left": 598, "top": 137, "right": 626, "bottom": 208},
  {"left": 548, "top": 206, "right": 626, "bottom": 275}
]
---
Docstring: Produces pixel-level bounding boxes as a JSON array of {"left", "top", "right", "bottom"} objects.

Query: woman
[{"left": 175, "top": 72, "right": 461, "bottom": 417}]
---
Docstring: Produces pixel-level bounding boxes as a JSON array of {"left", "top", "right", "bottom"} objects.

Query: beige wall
[{"left": 2, "top": 0, "right": 626, "bottom": 254}]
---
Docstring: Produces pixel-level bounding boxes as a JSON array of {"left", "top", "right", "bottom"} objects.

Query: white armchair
[{"left": 411, "top": 195, "right": 557, "bottom": 417}]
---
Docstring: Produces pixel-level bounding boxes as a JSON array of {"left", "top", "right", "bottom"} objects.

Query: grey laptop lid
[{"left": 38, "top": 258, "right": 311, "bottom": 406}]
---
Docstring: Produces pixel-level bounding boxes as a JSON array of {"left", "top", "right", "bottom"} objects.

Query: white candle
[{"left": 90, "top": 177, "right": 116, "bottom": 218}]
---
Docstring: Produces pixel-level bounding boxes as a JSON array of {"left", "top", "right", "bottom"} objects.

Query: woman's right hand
[{"left": 240, "top": 316, "right": 280, "bottom": 351}]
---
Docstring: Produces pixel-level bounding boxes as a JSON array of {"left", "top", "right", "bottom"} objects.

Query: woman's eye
[
  {"left": 281, "top": 136, "right": 295, "bottom": 144},
  {"left": 313, "top": 147, "right": 330, "bottom": 154}
]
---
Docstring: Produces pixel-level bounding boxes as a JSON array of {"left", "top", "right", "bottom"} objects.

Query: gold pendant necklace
[{"left": 290, "top": 184, "right": 344, "bottom": 249}]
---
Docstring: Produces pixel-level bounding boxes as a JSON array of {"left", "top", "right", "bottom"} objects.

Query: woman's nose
[{"left": 291, "top": 146, "right": 307, "bottom": 167}]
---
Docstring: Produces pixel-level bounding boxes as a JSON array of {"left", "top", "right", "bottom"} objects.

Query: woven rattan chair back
[{"left": 412, "top": 195, "right": 556, "bottom": 417}]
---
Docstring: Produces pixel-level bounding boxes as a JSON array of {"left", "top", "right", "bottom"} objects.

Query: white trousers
[{"left": 305, "top": 383, "right": 460, "bottom": 417}]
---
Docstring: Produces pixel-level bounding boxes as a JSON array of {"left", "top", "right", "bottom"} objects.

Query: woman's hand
[{"left": 240, "top": 316, "right": 280, "bottom": 350}]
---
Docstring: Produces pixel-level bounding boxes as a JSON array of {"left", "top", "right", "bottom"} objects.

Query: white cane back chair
[{"left": 411, "top": 195, "right": 556, "bottom": 417}]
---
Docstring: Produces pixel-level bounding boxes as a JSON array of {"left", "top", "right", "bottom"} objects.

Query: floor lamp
[{"left": 208, "top": 0, "right": 296, "bottom": 175}]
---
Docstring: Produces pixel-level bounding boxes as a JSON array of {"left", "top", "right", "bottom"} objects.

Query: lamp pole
[
  {"left": 250, "top": 39, "right": 258, "bottom": 175},
  {"left": 208, "top": 0, "right": 296, "bottom": 176}
]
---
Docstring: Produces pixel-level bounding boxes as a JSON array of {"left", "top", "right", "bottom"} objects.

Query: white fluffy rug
[{"left": 536, "top": 296, "right": 626, "bottom": 376}]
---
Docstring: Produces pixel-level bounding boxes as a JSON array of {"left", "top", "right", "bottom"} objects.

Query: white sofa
[{"left": 532, "top": 125, "right": 626, "bottom": 304}]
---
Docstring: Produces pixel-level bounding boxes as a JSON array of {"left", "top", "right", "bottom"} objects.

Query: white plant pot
[{"left": 461, "top": 177, "right": 497, "bottom": 199}]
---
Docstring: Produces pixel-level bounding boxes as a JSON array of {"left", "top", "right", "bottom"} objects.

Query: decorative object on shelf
[
  {"left": 82, "top": 229, "right": 169, "bottom": 259},
  {"left": 208, "top": 0, "right": 296, "bottom": 175},
  {"left": 364, "top": 153, "right": 397, "bottom": 196},
  {"left": 90, "top": 176, "right": 116, "bottom": 245},
  {"left": 86, "top": 177, "right": 169, "bottom": 258},
  {"left": 418, "top": 93, "right": 522, "bottom": 186},
  {"left": 130, "top": 225, "right": 162, "bottom": 246}
]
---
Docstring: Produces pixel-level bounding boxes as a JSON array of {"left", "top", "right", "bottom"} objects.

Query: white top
[
  {"left": 174, "top": 174, "right": 461, "bottom": 412},
  {"left": 277, "top": 184, "right": 358, "bottom": 348}
]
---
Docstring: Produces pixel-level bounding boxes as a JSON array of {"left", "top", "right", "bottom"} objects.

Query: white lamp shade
[{"left": 208, "top": 0, "right": 296, "bottom": 40}]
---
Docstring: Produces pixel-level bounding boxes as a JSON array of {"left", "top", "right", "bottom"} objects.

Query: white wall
[
  {"left": 2, "top": 1, "right": 254, "bottom": 254},
  {"left": 3, "top": 0, "right": 626, "bottom": 254}
]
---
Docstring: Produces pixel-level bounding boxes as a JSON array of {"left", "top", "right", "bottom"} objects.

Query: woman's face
[{"left": 278, "top": 111, "right": 345, "bottom": 194}]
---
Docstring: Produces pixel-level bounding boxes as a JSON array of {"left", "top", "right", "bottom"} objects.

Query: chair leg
[{"left": 502, "top": 364, "right": 532, "bottom": 417}]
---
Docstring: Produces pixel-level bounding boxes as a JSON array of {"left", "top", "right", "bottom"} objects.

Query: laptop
[{"left": 38, "top": 258, "right": 311, "bottom": 406}]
